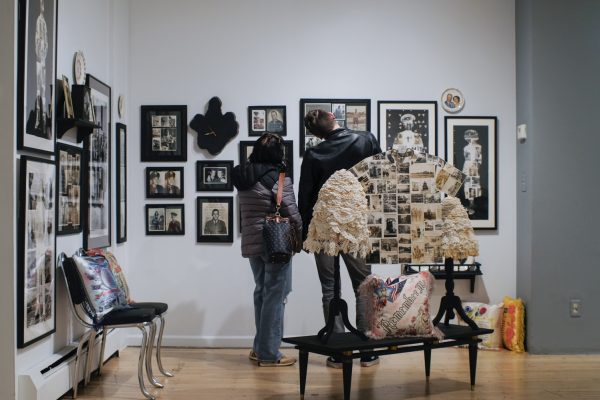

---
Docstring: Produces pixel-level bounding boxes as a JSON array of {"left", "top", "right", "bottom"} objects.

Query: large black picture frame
[
  {"left": 140, "top": 105, "right": 188, "bottom": 162},
  {"left": 16, "top": 0, "right": 58, "bottom": 155},
  {"left": 83, "top": 74, "right": 111, "bottom": 249},
  {"left": 56, "top": 142, "right": 82, "bottom": 235},
  {"left": 247, "top": 105, "right": 287, "bottom": 137},
  {"left": 145, "top": 166, "right": 184, "bottom": 199},
  {"left": 445, "top": 116, "right": 498, "bottom": 230},
  {"left": 239, "top": 140, "right": 294, "bottom": 182},
  {"left": 196, "top": 160, "right": 234, "bottom": 192},
  {"left": 197, "top": 196, "right": 233, "bottom": 243},
  {"left": 145, "top": 203, "right": 185, "bottom": 235},
  {"left": 116, "top": 123, "right": 127, "bottom": 243},
  {"left": 378, "top": 100, "right": 437, "bottom": 154},
  {"left": 18, "top": 155, "right": 57, "bottom": 348},
  {"left": 299, "top": 98, "right": 372, "bottom": 156}
]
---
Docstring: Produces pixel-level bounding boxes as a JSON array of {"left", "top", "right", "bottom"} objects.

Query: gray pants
[{"left": 314, "top": 252, "right": 371, "bottom": 333}]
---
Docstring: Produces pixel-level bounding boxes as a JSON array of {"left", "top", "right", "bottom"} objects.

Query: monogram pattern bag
[{"left": 263, "top": 172, "right": 295, "bottom": 263}]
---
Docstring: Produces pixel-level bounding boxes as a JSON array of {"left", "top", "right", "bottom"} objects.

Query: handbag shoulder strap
[{"left": 275, "top": 172, "right": 285, "bottom": 213}]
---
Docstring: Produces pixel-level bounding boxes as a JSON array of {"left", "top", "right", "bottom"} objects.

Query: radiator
[{"left": 18, "top": 330, "right": 125, "bottom": 400}]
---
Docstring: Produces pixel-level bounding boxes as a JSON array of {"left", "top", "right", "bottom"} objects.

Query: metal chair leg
[
  {"left": 97, "top": 329, "right": 108, "bottom": 376},
  {"left": 71, "top": 332, "right": 88, "bottom": 398},
  {"left": 145, "top": 320, "right": 163, "bottom": 388},
  {"left": 156, "top": 315, "right": 174, "bottom": 377},
  {"left": 137, "top": 324, "right": 156, "bottom": 400},
  {"left": 84, "top": 330, "right": 96, "bottom": 386}
]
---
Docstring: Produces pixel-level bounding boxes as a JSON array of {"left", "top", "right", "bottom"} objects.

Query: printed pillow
[
  {"left": 502, "top": 296, "right": 526, "bottom": 353},
  {"left": 458, "top": 302, "right": 503, "bottom": 350},
  {"left": 359, "top": 272, "right": 442, "bottom": 340},
  {"left": 86, "top": 249, "right": 132, "bottom": 304},
  {"left": 72, "top": 254, "right": 126, "bottom": 318}
]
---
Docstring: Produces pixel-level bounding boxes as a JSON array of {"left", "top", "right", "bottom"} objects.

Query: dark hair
[
  {"left": 212, "top": 209, "right": 219, "bottom": 215},
  {"left": 249, "top": 132, "right": 285, "bottom": 169},
  {"left": 304, "top": 109, "right": 336, "bottom": 138}
]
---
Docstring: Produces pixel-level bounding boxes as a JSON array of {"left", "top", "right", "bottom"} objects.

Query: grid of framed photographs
[
  {"left": 248, "top": 106, "right": 286, "bottom": 136},
  {"left": 299, "top": 99, "right": 371, "bottom": 156},
  {"left": 140, "top": 105, "right": 187, "bottom": 162},
  {"left": 56, "top": 143, "right": 82, "bottom": 235},
  {"left": 197, "top": 196, "right": 233, "bottom": 243},
  {"left": 18, "top": 156, "right": 56, "bottom": 348},
  {"left": 146, "top": 166, "right": 184, "bottom": 198},
  {"left": 445, "top": 116, "right": 497, "bottom": 230},
  {"left": 145, "top": 204, "right": 185, "bottom": 235},
  {"left": 378, "top": 101, "right": 437, "bottom": 154},
  {"left": 239, "top": 140, "right": 294, "bottom": 181},
  {"left": 196, "top": 160, "right": 233, "bottom": 192}
]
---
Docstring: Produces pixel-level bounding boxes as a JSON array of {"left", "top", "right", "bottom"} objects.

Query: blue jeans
[{"left": 249, "top": 256, "right": 292, "bottom": 362}]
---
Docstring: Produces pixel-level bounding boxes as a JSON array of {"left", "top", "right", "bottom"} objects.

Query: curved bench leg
[
  {"left": 137, "top": 324, "right": 156, "bottom": 400},
  {"left": 156, "top": 315, "right": 174, "bottom": 377},
  {"left": 97, "top": 329, "right": 107, "bottom": 376},
  {"left": 146, "top": 320, "right": 164, "bottom": 388}
]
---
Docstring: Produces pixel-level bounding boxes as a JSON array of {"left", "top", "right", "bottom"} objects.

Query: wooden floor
[{"left": 66, "top": 347, "right": 600, "bottom": 400}]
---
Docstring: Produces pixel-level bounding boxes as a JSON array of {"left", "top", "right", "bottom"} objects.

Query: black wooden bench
[{"left": 283, "top": 324, "right": 493, "bottom": 400}]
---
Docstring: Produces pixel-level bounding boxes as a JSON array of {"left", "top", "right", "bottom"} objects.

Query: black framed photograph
[
  {"left": 16, "top": 0, "right": 58, "bottom": 155},
  {"left": 197, "top": 196, "right": 233, "bottom": 243},
  {"left": 378, "top": 101, "right": 437, "bottom": 154},
  {"left": 146, "top": 166, "right": 184, "bottom": 198},
  {"left": 299, "top": 98, "right": 372, "bottom": 156},
  {"left": 141, "top": 105, "right": 187, "bottom": 162},
  {"left": 116, "top": 123, "right": 127, "bottom": 243},
  {"left": 145, "top": 204, "right": 185, "bottom": 235},
  {"left": 56, "top": 143, "right": 82, "bottom": 235},
  {"left": 445, "top": 116, "right": 497, "bottom": 230},
  {"left": 18, "top": 156, "right": 56, "bottom": 348},
  {"left": 83, "top": 74, "right": 111, "bottom": 249},
  {"left": 248, "top": 106, "right": 286, "bottom": 136},
  {"left": 239, "top": 140, "right": 294, "bottom": 181},
  {"left": 196, "top": 160, "right": 233, "bottom": 191}
]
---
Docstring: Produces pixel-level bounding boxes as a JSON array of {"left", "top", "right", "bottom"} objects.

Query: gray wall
[{"left": 516, "top": 0, "right": 600, "bottom": 353}]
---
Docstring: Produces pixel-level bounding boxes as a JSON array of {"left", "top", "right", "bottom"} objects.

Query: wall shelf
[
  {"left": 403, "top": 262, "right": 482, "bottom": 293},
  {"left": 56, "top": 118, "right": 100, "bottom": 142}
]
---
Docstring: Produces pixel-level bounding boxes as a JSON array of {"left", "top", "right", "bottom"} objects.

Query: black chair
[{"left": 58, "top": 253, "right": 160, "bottom": 400}]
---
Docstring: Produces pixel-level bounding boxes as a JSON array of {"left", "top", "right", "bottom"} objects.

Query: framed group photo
[
  {"left": 239, "top": 140, "right": 294, "bottom": 181},
  {"left": 145, "top": 204, "right": 185, "bottom": 235},
  {"left": 146, "top": 166, "right": 184, "bottom": 198},
  {"left": 299, "top": 99, "right": 371, "bottom": 156},
  {"left": 248, "top": 106, "right": 287, "bottom": 136},
  {"left": 18, "top": 156, "right": 56, "bottom": 348},
  {"left": 378, "top": 101, "right": 437, "bottom": 154},
  {"left": 140, "top": 105, "right": 187, "bottom": 162},
  {"left": 116, "top": 123, "right": 127, "bottom": 243},
  {"left": 196, "top": 160, "right": 233, "bottom": 191},
  {"left": 84, "top": 74, "right": 111, "bottom": 249},
  {"left": 445, "top": 116, "right": 497, "bottom": 230},
  {"left": 197, "top": 196, "right": 233, "bottom": 243},
  {"left": 17, "top": 0, "right": 58, "bottom": 155},
  {"left": 56, "top": 143, "right": 82, "bottom": 235}
]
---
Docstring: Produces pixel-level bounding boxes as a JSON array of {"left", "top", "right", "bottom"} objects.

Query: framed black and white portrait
[
  {"left": 145, "top": 204, "right": 185, "bottom": 235},
  {"left": 18, "top": 156, "right": 56, "bottom": 348},
  {"left": 116, "top": 123, "right": 127, "bottom": 243},
  {"left": 196, "top": 160, "right": 233, "bottom": 192},
  {"left": 17, "top": 0, "right": 58, "bottom": 155},
  {"left": 83, "top": 74, "right": 111, "bottom": 249},
  {"left": 378, "top": 101, "right": 437, "bottom": 154},
  {"left": 141, "top": 105, "right": 187, "bottom": 162},
  {"left": 56, "top": 143, "right": 82, "bottom": 235},
  {"left": 197, "top": 196, "right": 233, "bottom": 243},
  {"left": 445, "top": 116, "right": 497, "bottom": 230},
  {"left": 299, "top": 99, "right": 372, "bottom": 156},
  {"left": 146, "top": 167, "right": 184, "bottom": 199},
  {"left": 248, "top": 106, "right": 286, "bottom": 136},
  {"left": 239, "top": 140, "right": 294, "bottom": 181}
]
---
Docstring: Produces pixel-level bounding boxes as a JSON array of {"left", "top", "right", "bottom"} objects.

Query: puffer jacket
[{"left": 232, "top": 162, "right": 302, "bottom": 258}]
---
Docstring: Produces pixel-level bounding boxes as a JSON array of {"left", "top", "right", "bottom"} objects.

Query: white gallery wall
[{"left": 127, "top": 0, "right": 517, "bottom": 346}]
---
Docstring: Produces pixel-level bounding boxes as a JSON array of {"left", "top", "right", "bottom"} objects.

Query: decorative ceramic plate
[
  {"left": 73, "top": 51, "right": 87, "bottom": 85},
  {"left": 441, "top": 88, "right": 465, "bottom": 113}
]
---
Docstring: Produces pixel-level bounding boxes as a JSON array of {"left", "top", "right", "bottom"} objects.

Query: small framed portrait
[
  {"left": 56, "top": 143, "right": 82, "bottom": 235},
  {"left": 378, "top": 101, "right": 437, "bottom": 154},
  {"left": 197, "top": 196, "right": 233, "bottom": 243},
  {"left": 196, "top": 160, "right": 233, "bottom": 192},
  {"left": 445, "top": 116, "right": 497, "bottom": 229},
  {"left": 146, "top": 167, "right": 184, "bottom": 198},
  {"left": 248, "top": 106, "right": 287, "bottom": 136},
  {"left": 441, "top": 88, "right": 465, "bottom": 114},
  {"left": 299, "top": 99, "right": 372, "bottom": 156},
  {"left": 60, "top": 75, "right": 74, "bottom": 119},
  {"left": 239, "top": 140, "right": 294, "bottom": 181},
  {"left": 141, "top": 105, "right": 187, "bottom": 162},
  {"left": 145, "top": 204, "right": 185, "bottom": 235}
]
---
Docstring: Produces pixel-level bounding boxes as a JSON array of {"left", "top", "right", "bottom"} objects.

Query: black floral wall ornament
[{"left": 190, "top": 96, "right": 239, "bottom": 155}]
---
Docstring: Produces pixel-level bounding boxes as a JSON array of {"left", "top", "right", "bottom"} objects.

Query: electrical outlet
[{"left": 570, "top": 299, "right": 582, "bottom": 318}]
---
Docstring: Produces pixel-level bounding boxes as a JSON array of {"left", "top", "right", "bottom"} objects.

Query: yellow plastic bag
[{"left": 502, "top": 296, "right": 525, "bottom": 353}]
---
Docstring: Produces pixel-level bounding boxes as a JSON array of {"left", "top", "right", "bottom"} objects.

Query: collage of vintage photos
[
  {"left": 146, "top": 167, "right": 183, "bottom": 198},
  {"left": 248, "top": 106, "right": 286, "bottom": 136},
  {"left": 146, "top": 204, "right": 185, "bottom": 235},
  {"left": 151, "top": 114, "right": 178, "bottom": 152},
  {"left": 57, "top": 145, "right": 81, "bottom": 234},
  {"left": 351, "top": 151, "right": 465, "bottom": 265}
]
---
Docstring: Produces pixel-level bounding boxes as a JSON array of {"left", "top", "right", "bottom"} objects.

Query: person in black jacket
[{"left": 299, "top": 109, "right": 382, "bottom": 368}]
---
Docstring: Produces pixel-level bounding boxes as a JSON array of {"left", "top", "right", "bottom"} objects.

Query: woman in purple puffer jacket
[{"left": 232, "top": 133, "right": 302, "bottom": 367}]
